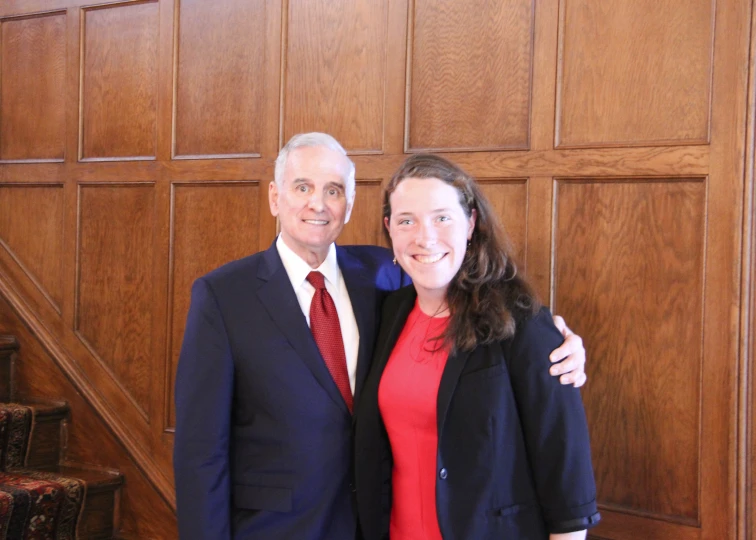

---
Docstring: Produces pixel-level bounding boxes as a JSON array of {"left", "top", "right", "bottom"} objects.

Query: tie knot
[{"left": 307, "top": 271, "right": 326, "bottom": 290}]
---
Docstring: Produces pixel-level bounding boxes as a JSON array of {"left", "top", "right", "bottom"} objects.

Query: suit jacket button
[{"left": 439, "top": 468, "right": 448, "bottom": 480}]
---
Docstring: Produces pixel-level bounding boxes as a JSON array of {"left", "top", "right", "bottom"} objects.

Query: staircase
[{"left": 0, "top": 335, "right": 124, "bottom": 539}]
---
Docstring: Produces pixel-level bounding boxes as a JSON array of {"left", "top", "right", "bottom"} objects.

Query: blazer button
[{"left": 439, "top": 468, "right": 448, "bottom": 480}]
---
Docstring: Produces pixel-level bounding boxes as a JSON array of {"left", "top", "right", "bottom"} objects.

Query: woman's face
[{"left": 385, "top": 177, "right": 476, "bottom": 303}]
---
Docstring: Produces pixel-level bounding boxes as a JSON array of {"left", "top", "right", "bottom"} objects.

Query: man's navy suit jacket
[{"left": 173, "top": 242, "right": 408, "bottom": 539}]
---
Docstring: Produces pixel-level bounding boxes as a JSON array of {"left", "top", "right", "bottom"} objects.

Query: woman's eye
[{"left": 438, "top": 215, "right": 450, "bottom": 222}]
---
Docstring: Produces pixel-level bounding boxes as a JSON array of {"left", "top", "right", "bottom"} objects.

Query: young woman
[{"left": 354, "top": 154, "right": 599, "bottom": 539}]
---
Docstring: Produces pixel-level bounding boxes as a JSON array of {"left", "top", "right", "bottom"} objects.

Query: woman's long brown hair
[{"left": 383, "top": 154, "right": 539, "bottom": 354}]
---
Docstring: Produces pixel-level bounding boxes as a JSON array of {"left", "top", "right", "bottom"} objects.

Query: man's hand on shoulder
[{"left": 549, "top": 315, "right": 587, "bottom": 388}]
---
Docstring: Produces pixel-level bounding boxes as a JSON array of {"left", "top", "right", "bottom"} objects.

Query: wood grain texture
[
  {"left": 76, "top": 184, "right": 155, "bottom": 418},
  {"left": 81, "top": 2, "right": 159, "bottom": 159},
  {"left": 339, "top": 181, "right": 386, "bottom": 247},
  {"left": 1, "top": 13, "right": 66, "bottom": 161},
  {"left": 0, "top": 184, "right": 64, "bottom": 310},
  {"left": 557, "top": 0, "right": 714, "bottom": 147},
  {"left": 407, "top": 0, "right": 533, "bottom": 151},
  {"left": 283, "top": 0, "right": 388, "bottom": 153},
  {"left": 174, "top": 0, "right": 265, "bottom": 158},
  {"left": 166, "top": 182, "right": 260, "bottom": 428},
  {"left": 0, "top": 294, "right": 177, "bottom": 539},
  {"left": 555, "top": 179, "right": 705, "bottom": 523},
  {"left": 478, "top": 179, "right": 528, "bottom": 269}
]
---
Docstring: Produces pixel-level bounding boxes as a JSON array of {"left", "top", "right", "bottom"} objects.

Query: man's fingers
[
  {"left": 549, "top": 334, "right": 584, "bottom": 363},
  {"left": 553, "top": 315, "right": 568, "bottom": 335},
  {"left": 551, "top": 356, "right": 577, "bottom": 376}
]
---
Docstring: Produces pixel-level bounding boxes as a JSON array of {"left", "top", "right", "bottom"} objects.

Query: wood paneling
[
  {"left": 339, "top": 181, "right": 386, "bottom": 247},
  {"left": 555, "top": 179, "right": 705, "bottom": 526},
  {"left": 557, "top": 0, "right": 714, "bottom": 148},
  {"left": 407, "top": 0, "right": 533, "bottom": 152},
  {"left": 81, "top": 2, "right": 159, "bottom": 160},
  {"left": 0, "top": 184, "right": 64, "bottom": 310},
  {"left": 174, "top": 0, "right": 266, "bottom": 158},
  {"left": 478, "top": 179, "right": 528, "bottom": 268},
  {"left": 0, "top": 13, "right": 66, "bottom": 161},
  {"left": 0, "top": 0, "right": 750, "bottom": 537},
  {"left": 167, "top": 182, "right": 260, "bottom": 427},
  {"left": 76, "top": 184, "right": 155, "bottom": 418},
  {"left": 283, "top": 0, "right": 388, "bottom": 153}
]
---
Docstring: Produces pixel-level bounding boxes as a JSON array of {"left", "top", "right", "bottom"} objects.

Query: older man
[{"left": 173, "top": 133, "right": 586, "bottom": 539}]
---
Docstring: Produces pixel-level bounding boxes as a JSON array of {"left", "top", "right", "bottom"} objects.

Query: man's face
[{"left": 269, "top": 145, "right": 353, "bottom": 264}]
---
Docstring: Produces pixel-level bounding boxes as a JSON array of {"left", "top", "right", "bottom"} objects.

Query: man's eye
[
  {"left": 296, "top": 185, "right": 308, "bottom": 192},
  {"left": 328, "top": 189, "right": 338, "bottom": 196}
]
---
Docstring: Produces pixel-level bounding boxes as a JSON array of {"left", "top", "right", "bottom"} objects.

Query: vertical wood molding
[{"left": 743, "top": 2, "right": 756, "bottom": 539}]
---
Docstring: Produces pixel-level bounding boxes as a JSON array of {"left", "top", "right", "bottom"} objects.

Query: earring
[{"left": 392, "top": 257, "right": 397, "bottom": 265}]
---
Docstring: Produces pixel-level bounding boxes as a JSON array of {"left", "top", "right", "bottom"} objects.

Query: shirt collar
[{"left": 276, "top": 235, "right": 341, "bottom": 289}]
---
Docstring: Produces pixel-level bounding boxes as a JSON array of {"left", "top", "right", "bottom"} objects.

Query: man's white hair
[{"left": 274, "top": 132, "right": 356, "bottom": 202}]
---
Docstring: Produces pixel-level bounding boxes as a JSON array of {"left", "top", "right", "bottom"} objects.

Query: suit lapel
[
  {"left": 256, "top": 244, "right": 349, "bottom": 414},
  {"left": 337, "top": 247, "right": 379, "bottom": 403}
]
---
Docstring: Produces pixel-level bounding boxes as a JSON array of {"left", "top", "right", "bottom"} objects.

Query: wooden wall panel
[
  {"left": 557, "top": 0, "right": 714, "bottom": 148},
  {"left": 283, "top": 0, "right": 388, "bottom": 153},
  {"left": 0, "top": 13, "right": 66, "bottom": 161},
  {"left": 339, "top": 181, "right": 386, "bottom": 247},
  {"left": 81, "top": 2, "right": 159, "bottom": 160},
  {"left": 0, "top": 184, "right": 64, "bottom": 310},
  {"left": 76, "top": 184, "right": 155, "bottom": 419},
  {"left": 478, "top": 179, "right": 528, "bottom": 268},
  {"left": 554, "top": 179, "right": 705, "bottom": 528},
  {"left": 407, "top": 0, "right": 533, "bottom": 152},
  {"left": 174, "top": 0, "right": 265, "bottom": 158},
  {"left": 0, "top": 0, "right": 749, "bottom": 537},
  {"left": 167, "top": 182, "right": 261, "bottom": 427}
]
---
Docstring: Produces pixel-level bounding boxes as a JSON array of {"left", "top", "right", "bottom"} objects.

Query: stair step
[
  {"left": 1, "top": 399, "right": 70, "bottom": 469},
  {"left": 47, "top": 464, "right": 124, "bottom": 539},
  {"left": 0, "top": 336, "right": 17, "bottom": 402},
  {"left": 27, "top": 399, "right": 69, "bottom": 469}
]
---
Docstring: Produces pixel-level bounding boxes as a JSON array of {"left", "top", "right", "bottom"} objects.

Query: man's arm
[
  {"left": 174, "top": 278, "right": 234, "bottom": 539},
  {"left": 549, "top": 315, "right": 587, "bottom": 388}
]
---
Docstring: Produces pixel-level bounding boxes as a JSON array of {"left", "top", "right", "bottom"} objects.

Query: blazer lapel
[
  {"left": 362, "top": 287, "right": 416, "bottom": 396},
  {"left": 437, "top": 346, "right": 472, "bottom": 439},
  {"left": 256, "top": 244, "right": 349, "bottom": 414}
]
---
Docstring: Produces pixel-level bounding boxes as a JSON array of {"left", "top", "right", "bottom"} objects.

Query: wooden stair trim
[
  {"left": 0, "top": 272, "right": 176, "bottom": 509},
  {"left": 0, "top": 335, "right": 18, "bottom": 352}
]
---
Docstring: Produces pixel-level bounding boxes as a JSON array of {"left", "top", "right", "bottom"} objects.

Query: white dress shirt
[{"left": 276, "top": 235, "right": 360, "bottom": 395}]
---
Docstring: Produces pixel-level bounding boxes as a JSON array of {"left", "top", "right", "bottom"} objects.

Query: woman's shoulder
[{"left": 503, "top": 306, "right": 564, "bottom": 363}]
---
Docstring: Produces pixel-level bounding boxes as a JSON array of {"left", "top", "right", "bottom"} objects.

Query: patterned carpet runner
[{"left": 0, "top": 404, "right": 86, "bottom": 540}]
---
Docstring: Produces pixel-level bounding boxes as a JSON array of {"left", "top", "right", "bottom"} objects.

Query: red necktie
[{"left": 307, "top": 271, "right": 353, "bottom": 413}]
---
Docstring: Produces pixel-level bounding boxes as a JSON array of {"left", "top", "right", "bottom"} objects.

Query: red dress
[{"left": 378, "top": 301, "right": 449, "bottom": 540}]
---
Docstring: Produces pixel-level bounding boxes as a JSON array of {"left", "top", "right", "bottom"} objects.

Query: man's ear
[
  {"left": 344, "top": 196, "right": 355, "bottom": 224},
  {"left": 268, "top": 181, "right": 279, "bottom": 217}
]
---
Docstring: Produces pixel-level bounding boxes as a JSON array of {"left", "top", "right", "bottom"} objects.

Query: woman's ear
[
  {"left": 467, "top": 208, "right": 477, "bottom": 240},
  {"left": 384, "top": 216, "right": 390, "bottom": 232}
]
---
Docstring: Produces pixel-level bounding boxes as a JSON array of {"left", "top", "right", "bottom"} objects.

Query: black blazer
[{"left": 354, "top": 286, "right": 600, "bottom": 539}]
